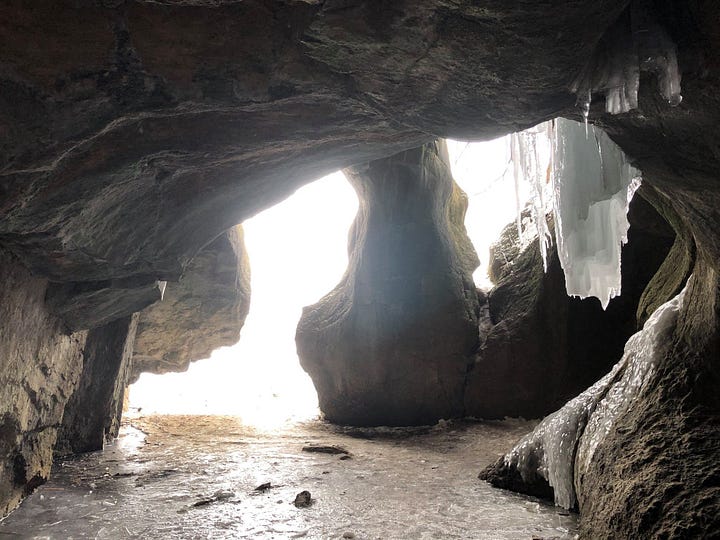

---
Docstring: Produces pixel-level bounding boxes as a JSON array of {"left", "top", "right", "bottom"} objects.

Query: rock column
[
  {"left": 296, "top": 140, "right": 480, "bottom": 426},
  {"left": 55, "top": 315, "right": 139, "bottom": 455}
]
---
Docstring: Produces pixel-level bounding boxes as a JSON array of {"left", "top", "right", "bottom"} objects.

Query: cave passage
[
  {"left": 129, "top": 172, "right": 358, "bottom": 429},
  {"left": 127, "top": 138, "right": 521, "bottom": 427}
]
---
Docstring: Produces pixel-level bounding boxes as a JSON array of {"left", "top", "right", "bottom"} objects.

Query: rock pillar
[
  {"left": 55, "top": 315, "right": 139, "bottom": 455},
  {"left": 296, "top": 140, "right": 480, "bottom": 426}
]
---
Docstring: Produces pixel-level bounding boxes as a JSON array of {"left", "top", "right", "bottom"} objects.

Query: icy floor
[{"left": 0, "top": 416, "right": 577, "bottom": 540}]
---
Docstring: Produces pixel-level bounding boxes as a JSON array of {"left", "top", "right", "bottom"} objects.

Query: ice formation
[
  {"left": 509, "top": 118, "right": 640, "bottom": 308},
  {"left": 570, "top": 4, "right": 682, "bottom": 116},
  {"left": 551, "top": 118, "right": 641, "bottom": 309},
  {"left": 510, "top": 125, "right": 554, "bottom": 270},
  {"left": 502, "top": 280, "right": 689, "bottom": 509}
]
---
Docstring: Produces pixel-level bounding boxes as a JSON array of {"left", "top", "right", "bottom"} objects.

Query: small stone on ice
[
  {"left": 293, "top": 490, "right": 312, "bottom": 508},
  {"left": 342, "top": 532, "right": 356, "bottom": 539}
]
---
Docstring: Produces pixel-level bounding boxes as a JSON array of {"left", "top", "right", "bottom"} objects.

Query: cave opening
[{"left": 128, "top": 171, "right": 358, "bottom": 429}]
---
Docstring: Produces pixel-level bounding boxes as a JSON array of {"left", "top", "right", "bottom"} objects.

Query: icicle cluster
[
  {"left": 509, "top": 118, "right": 640, "bottom": 309},
  {"left": 570, "top": 4, "right": 682, "bottom": 116},
  {"left": 502, "top": 281, "right": 689, "bottom": 509},
  {"left": 551, "top": 118, "right": 641, "bottom": 309}
]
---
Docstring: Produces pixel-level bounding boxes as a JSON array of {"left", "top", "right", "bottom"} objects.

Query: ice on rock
[
  {"left": 551, "top": 118, "right": 641, "bottom": 309},
  {"left": 570, "top": 5, "right": 682, "bottom": 116},
  {"left": 502, "top": 280, "right": 690, "bottom": 509}
]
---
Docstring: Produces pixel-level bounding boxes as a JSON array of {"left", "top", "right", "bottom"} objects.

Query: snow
[{"left": 501, "top": 280, "right": 690, "bottom": 509}]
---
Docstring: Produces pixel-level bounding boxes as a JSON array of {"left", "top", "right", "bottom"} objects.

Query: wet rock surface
[
  {"left": 481, "top": 260, "right": 720, "bottom": 539},
  {"left": 0, "top": 1, "right": 718, "bottom": 537},
  {"left": 296, "top": 141, "right": 480, "bottom": 426},
  {"left": 0, "top": 250, "right": 87, "bottom": 516},
  {"left": 131, "top": 226, "right": 251, "bottom": 380},
  {"left": 0, "top": 415, "right": 577, "bottom": 539},
  {"left": 55, "top": 315, "right": 139, "bottom": 456}
]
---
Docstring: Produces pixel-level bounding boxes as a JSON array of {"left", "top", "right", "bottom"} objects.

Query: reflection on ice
[{"left": 1, "top": 416, "right": 578, "bottom": 539}]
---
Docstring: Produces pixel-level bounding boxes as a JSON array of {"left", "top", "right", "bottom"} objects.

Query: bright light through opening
[
  {"left": 128, "top": 139, "right": 521, "bottom": 428},
  {"left": 447, "top": 136, "right": 525, "bottom": 288},
  {"left": 129, "top": 171, "right": 358, "bottom": 430}
]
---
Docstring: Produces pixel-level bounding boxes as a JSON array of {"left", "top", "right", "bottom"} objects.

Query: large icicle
[
  {"left": 551, "top": 118, "right": 641, "bottom": 309},
  {"left": 499, "top": 281, "right": 689, "bottom": 509}
]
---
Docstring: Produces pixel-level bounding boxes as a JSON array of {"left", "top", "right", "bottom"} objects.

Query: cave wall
[
  {"left": 55, "top": 315, "right": 139, "bottom": 456},
  {"left": 131, "top": 226, "right": 251, "bottom": 380},
  {"left": 0, "top": 250, "right": 87, "bottom": 516},
  {"left": 0, "top": 0, "right": 626, "bottom": 325},
  {"left": 296, "top": 140, "right": 481, "bottom": 426},
  {"left": 465, "top": 191, "right": 676, "bottom": 418},
  {"left": 575, "top": 257, "right": 719, "bottom": 539}
]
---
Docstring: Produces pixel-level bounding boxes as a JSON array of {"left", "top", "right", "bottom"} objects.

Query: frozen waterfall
[
  {"left": 551, "top": 118, "right": 641, "bottom": 309},
  {"left": 500, "top": 280, "right": 689, "bottom": 509},
  {"left": 510, "top": 118, "right": 641, "bottom": 309}
]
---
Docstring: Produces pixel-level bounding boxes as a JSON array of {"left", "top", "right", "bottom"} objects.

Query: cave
[{"left": 0, "top": 1, "right": 718, "bottom": 538}]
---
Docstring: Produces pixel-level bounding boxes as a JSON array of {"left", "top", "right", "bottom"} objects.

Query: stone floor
[{"left": 0, "top": 415, "right": 577, "bottom": 539}]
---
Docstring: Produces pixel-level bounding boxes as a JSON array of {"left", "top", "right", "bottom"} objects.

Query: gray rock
[
  {"left": 296, "top": 141, "right": 480, "bottom": 426},
  {"left": 131, "top": 226, "right": 250, "bottom": 380}
]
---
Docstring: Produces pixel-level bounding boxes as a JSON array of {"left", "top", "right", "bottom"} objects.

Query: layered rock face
[
  {"left": 297, "top": 141, "right": 480, "bottom": 426},
  {"left": 0, "top": 0, "right": 718, "bottom": 537},
  {"left": 465, "top": 191, "right": 675, "bottom": 419},
  {"left": 131, "top": 226, "right": 251, "bottom": 380},
  {"left": 0, "top": 250, "right": 87, "bottom": 516},
  {"left": 0, "top": 0, "right": 627, "bottom": 325},
  {"left": 0, "top": 225, "right": 250, "bottom": 515},
  {"left": 55, "top": 315, "right": 139, "bottom": 456}
]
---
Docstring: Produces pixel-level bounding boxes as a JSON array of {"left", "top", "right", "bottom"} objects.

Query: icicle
[
  {"left": 551, "top": 118, "right": 641, "bottom": 309},
  {"left": 510, "top": 123, "right": 554, "bottom": 271},
  {"left": 501, "top": 281, "right": 689, "bottom": 509},
  {"left": 570, "top": 3, "right": 681, "bottom": 117},
  {"left": 510, "top": 135, "right": 524, "bottom": 243}
]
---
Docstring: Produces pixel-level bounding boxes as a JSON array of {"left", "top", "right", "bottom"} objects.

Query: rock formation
[
  {"left": 0, "top": 250, "right": 87, "bottom": 516},
  {"left": 296, "top": 140, "right": 480, "bottom": 426},
  {"left": 55, "top": 315, "right": 139, "bottom": 456},
  {"left": 465, "top": 191, "right": 675, "bottom": 418},
  {"left": 131, "top": 226, "right": 251, "bottom": 380},
  {"left": 0, "top": 0, "right": 717, "bottom": 536}
]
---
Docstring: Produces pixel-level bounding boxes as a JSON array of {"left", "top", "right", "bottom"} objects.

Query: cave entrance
[
  {"left": 127, "top": 171, "right": 358, "bottom": 429},
  {"left": 125, "top": 139, "right": 520, "bottom": 429},
  {"left": 446, "top": 136, "right": 517, "bottom": 289}
]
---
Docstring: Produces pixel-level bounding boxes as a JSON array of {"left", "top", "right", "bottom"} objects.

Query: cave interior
[{"left": 0, "top": 1, "right": 718, "bottom": 538}]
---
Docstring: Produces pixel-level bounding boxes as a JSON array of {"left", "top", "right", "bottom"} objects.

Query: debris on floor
[
  {"left": 301, "top": 444, "right": 350, "bottom": 455},
  {"left": 293, "top": 490, "right": 313, "bottom": 508}
]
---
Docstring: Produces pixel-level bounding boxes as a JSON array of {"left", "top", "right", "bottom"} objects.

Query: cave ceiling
[{"left": 0, "top": 0, "right": 718, "bottom": 329}]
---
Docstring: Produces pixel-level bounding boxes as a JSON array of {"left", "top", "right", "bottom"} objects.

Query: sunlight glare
[{"left": 129, "top": 171, "right": 358, "bottom": 429}]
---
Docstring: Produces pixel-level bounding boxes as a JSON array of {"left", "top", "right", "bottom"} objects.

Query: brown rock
[
  {"left": 465, "top": 191, "right": 675, "bottom": 419},
  {"left": 130, "top": 226, "right": 250, "bottom": 380}
]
